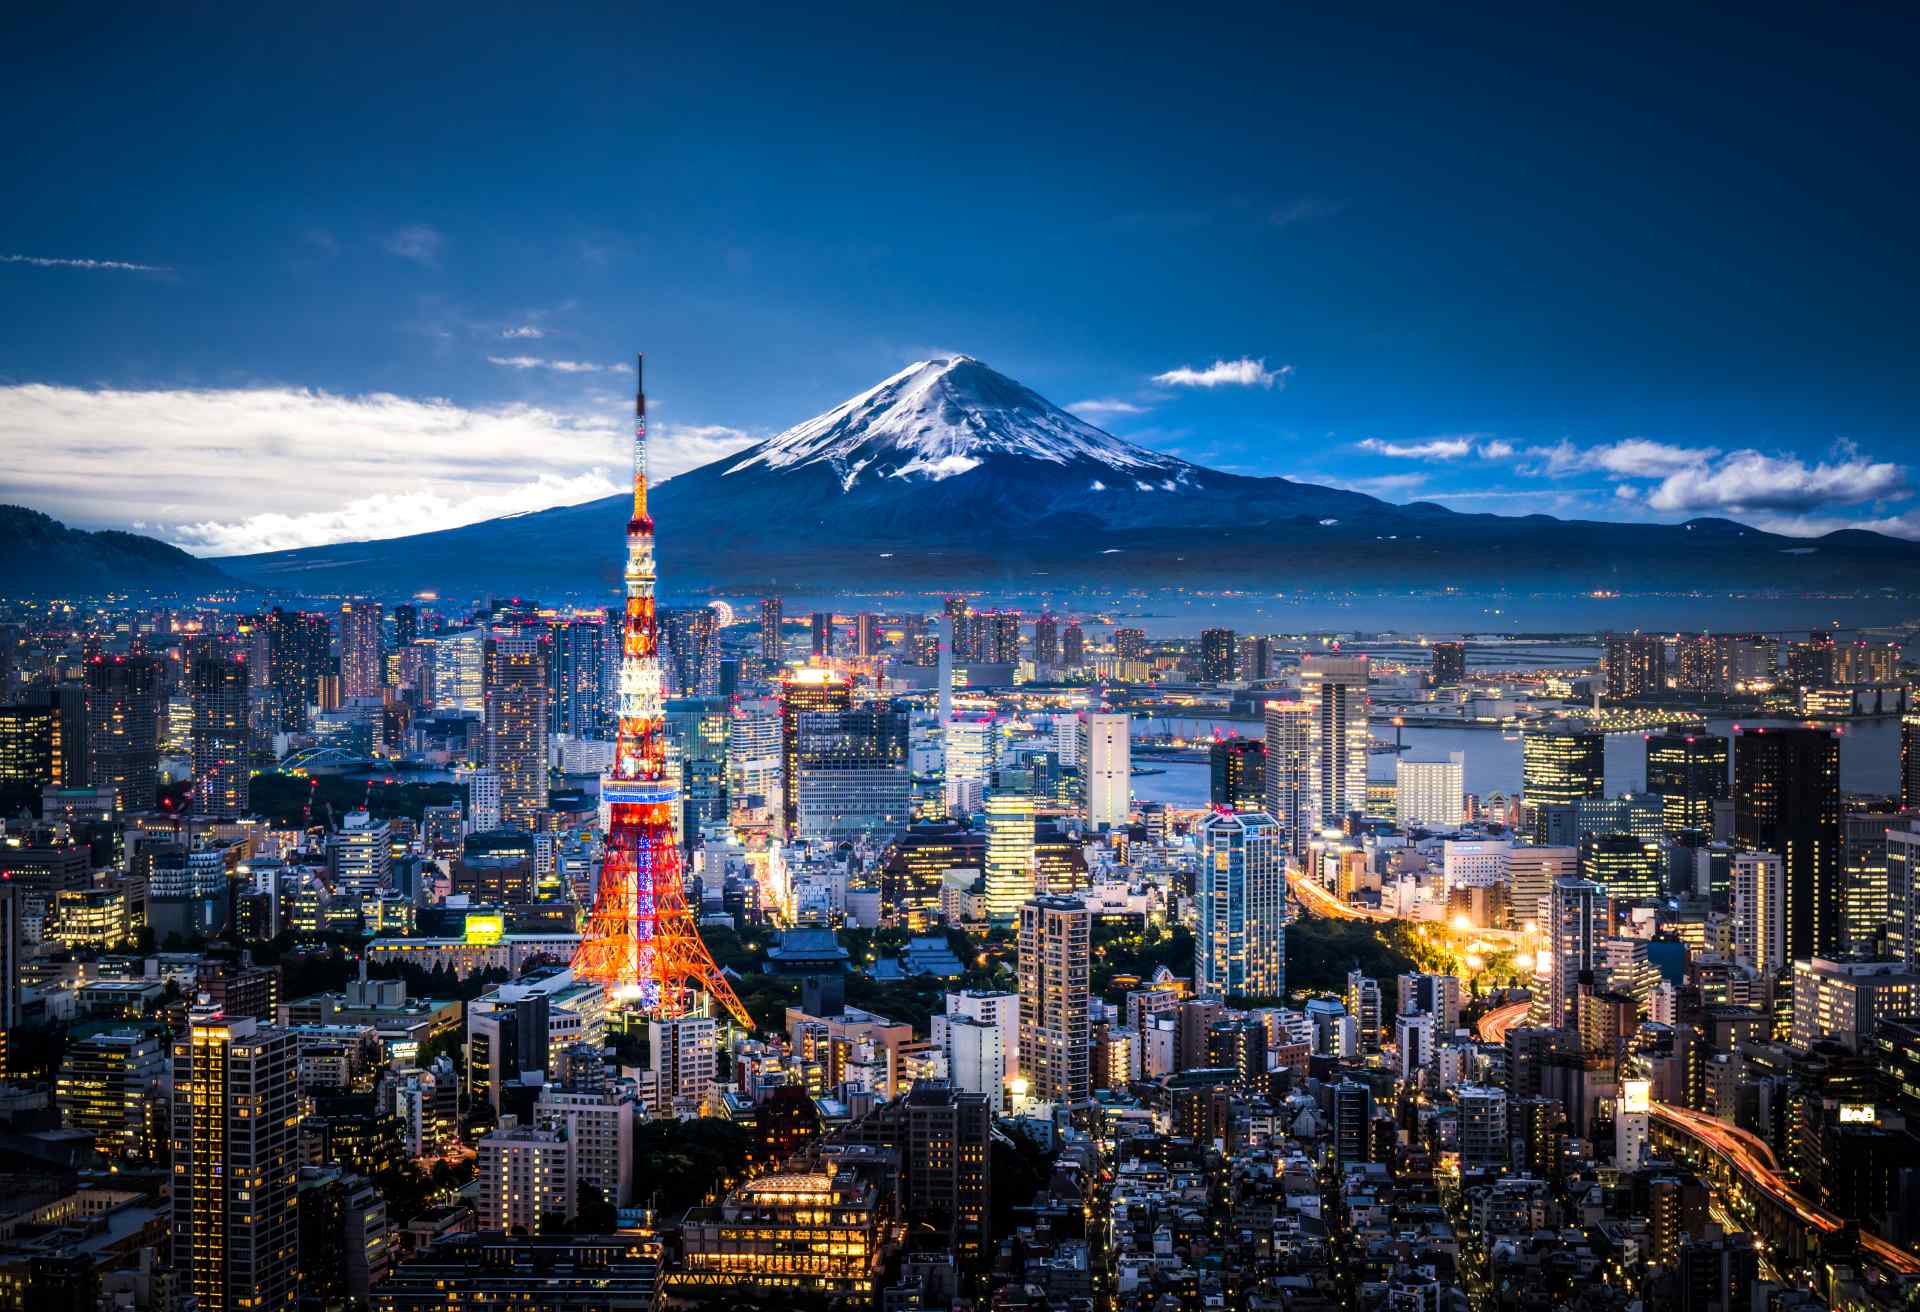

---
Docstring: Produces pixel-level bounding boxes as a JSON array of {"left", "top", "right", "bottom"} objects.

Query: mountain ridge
[
  {"left": 216, "top": 356, "right": 1920, "bottom": 596},
  {"left": 0, "top": 505, "right": 232, "bottom": 596}
]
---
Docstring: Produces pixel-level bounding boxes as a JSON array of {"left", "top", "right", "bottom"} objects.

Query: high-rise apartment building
[
  {"left": 1548, "top": 878, "right": 1605, "bottom": 1028},
  {"left": 190, "top": 652, "right": 250, "bottom": 819},
  {"left": 1645, "top": 733, "right": 1730, "bottom": 836},
  {"left": 1060, "top": 621, "right": 1085, "bottom": 667},
  {"left": 1300, "top": 655, "right": 1369, "bottom": 834},
  {"left": 1734, "top": 727, "right": 1840, "bottom": 963},
  {"left": 172, "top": 1006, "right": 298, "bottom": 1312},
  {"left": 1018, "top": 896, "right": 1090, "bottom": 1119},
  {"left": 1429, "top": 641, "right": 1466, "bottom": 686},
  {"left": 759, "top": 597, "right": 784, "bottom": 669},
  {"left": 1084, "top": 712, "right": 1130, "bottom": 829},
  {"left": 647, "top": 1016, "right": 716, "bottom": 1117},
  {"left": 1032, "top": 614, "right": 1059, "bottom": 667},
  {"left": 545, "top": 616, "right": 613, "bottom": 738},
  {"left": 339, "top": 600, "right": 384, "bottom": 699},
  {"left": 484, "top": 632, "right": 549, "bottom": 830},
  {"left": 810, "top": 610, "right": 834, "bottom": 659},
  {"left": 1208, "top": 738, "right": 1265, "bottom": 811},
  {"left": 1263, "top": 699, "right": 1312, "bottom": 850},
  {"left": 1396, "top": 753, "right": 1465, "bottom": 829},
  {"left": 1200, "top": 628, "right": 1237, "bottom": 682},
  {"left": 1603, "top": 632, "right": 1667, "bottom": 698},
  {"left": 1113, "top": 627, "right": 1147, "bottom": 662},
  {"left": 1887, "top": 827, "right": 1920, "bottom": 971},
  {"left": 1194, "top": 810, "right": 1285, "bottom": 999},
  {"left": 86, "top": 654, "right": 161, "bottom": 813},
  {"left": 1732, "top": 851, "right": 1786, "bottom": 977},
  {"left": 854, "top": 612, "right": 882, "bottom": 659},
  {"left": 1903, "top": 713, "right": 1920, "bottom": 812},
  {"left": 267, "top": 608, "right": 332, "bottom": 732},
  {"left": 476, "top": 1116, "right": 571, "bottom": 1234},
  {"left": 662, "top": 607, "right": 721, "bottom": 695}
]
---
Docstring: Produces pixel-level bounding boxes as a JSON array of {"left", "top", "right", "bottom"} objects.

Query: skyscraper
[
  {"left": 1200, "top": 628, "right": 1237, "bottom": 682},
  {"left": 1522, "top": 726, "right": 1604, "bottom": 841},
  {"left": 172, "top": 1005, "right": 298, "bottom": 1312},
  {"left": 1888, "top": 827, "right": 1920, "bottom": 971},
  {"left": 1429, "top": 641, "right": 1466, "bottom": 686},
  {"left": 1734, "top": 726, "right": 1840, "bottom": 963},
  {"left": 759, "top": 597, "right": 784, "bottom": 670},
  {"left": 86, "top": 654, "right": 161, "bottom": 813},
  {"left": 1396, "top": 753, "right": 1465, "bottom": 829},
  {"left": 1208, "top": 738, "right": 1265, "bottom": 811},
  {"left": 854, "top": 612, "right": 881, "bottom": 659},
  {"left": 1018, "top": 896, "right": 1090, "bottom": 1119},
  {"left": 662, "top": 607, "right": 721, "bottom": 695},
  {"left": 1645, "top": 733, "right": 1730, "bottom": 836},
  {"left": 1548, "top": 877, "right": 1605, "bottom": 1028},
  {"left": 0, "top": 705, "right": 63, "bottom": 801},
  {"left": 1262, "top": 699, "right": 1313, "bottom": 851},
  {"left": 267, "top": 608, "right": 331, "bottom": 732},
  {"left": 189, "top": 651, "right": 250, "bottom": 819},
  {"left": 1060, "top": 621, "right": 1085, "bottom": 667},
  {"left": 1902, "top": 711, "right": 1920, "bottom": 811},
  {"left": 1300, "top": 654, "right": 1369, "bottom": 833},
  {"left": 392, "top": 604, "right": 418, "bottom": 650},
  {"left": 545, "top": 615, "right": 613, "bottom": 738},
  {"left": 1084, "top": 712, "right": 1130, "bottom": 829},
  {"left": 338, "top": 599, "right": 384, "bottom": 699},
  {"left": 791, "top": 703, "right": 910, "bottom": 845},
  {"left": 1194, "top": 809, "right": 1285, "bottom": 999},
  {"left": 810, "top": 610, "right": 834, "bottom": 659},
  {"left": 1032, "top": 614, "right": 1059, "bottom": 667},
  {"left": 780, "top": 668, "right": 853, "bottom": 838},
  {"left": 484, "top": 632, "right": 549, "bottom": 830},
  {"left": 984, "top": 792, "right": 1038, "bottom": 922}
]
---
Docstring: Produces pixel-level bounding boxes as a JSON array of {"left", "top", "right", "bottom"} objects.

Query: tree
[{"left": 573, "top": 1181, "right": 617, "bottom": 1234}]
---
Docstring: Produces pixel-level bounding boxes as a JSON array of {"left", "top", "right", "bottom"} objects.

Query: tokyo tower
[{"left": 572, "top": 354, "right": 750, "bottom": 1028}]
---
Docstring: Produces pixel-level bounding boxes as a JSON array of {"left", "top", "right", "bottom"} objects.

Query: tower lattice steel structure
[{"left": 573, "top": 355, "right": 750, "bottom": 1027}]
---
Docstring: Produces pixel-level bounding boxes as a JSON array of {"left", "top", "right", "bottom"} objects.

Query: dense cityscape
[{"left": 0, "top": 360, "right": 1917, "bottom": 1312}]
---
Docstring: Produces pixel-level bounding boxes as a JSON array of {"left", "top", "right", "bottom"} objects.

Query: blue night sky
[{"left": 1, "top": 3, "right": 1916, "bottom": 554}]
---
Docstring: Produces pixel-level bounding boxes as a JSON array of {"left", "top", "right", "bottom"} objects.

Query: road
[
  {"left": 1286, "top": 869, "right": 1536, "bottom": 950},
  {"left": 1475, "top": 1000, "right": 1531, "bottom": 1044},
  {"left": 1650, "top": 1101, "right": 1920, "bottom": 1277}
]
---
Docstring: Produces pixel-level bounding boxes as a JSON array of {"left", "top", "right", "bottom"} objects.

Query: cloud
[
  {"left": 486, "top": 355, "right": 607, "bottom": 374},
  {"left": 1269, "top": 195, "right": 1346, "bottom": 228},
  {"left": 0, "top": 382, "right": 760, "bottom": 555},
  {"left": 1519, "top": 438, "right": 1719, "bottom": 478},
  {"left": 1359, "top": 437, "right": 1474, "bottom": 460},
  {"left": 1738, "top": 510, "right": 1920, "bottom": 541},
  {"left": 1478, "top": 440, "right": 1515, "bottom": 459},
  {"left": 382, "top": 225, "right": 444, "bottom": 264},
  {"left": 1643, "top": 449, "right": 1908, "bottom": 513},
  {"left": 501, "top": 325, "right": 545, "bottom": 339},
  {"left": 3, "top": 253, "right": 169, "bottom": 273},
  {"left": 1152, "top": 357, "right": 1291, "bottom": 389},
  {"left": 1298, "top": 471, "right": 1429, "bottom": 498},
  {"left": 1068, "top": 398, "right": 1150, "bottom": 419}
]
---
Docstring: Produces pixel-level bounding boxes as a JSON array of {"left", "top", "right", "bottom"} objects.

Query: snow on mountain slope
[{"left": 722, "top": 355, "right": 1190, "bottom": 488}]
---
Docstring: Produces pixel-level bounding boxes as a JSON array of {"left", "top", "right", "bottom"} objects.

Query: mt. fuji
[{"left": 224, "top": 356, "right": 1920, "bottom": 597}]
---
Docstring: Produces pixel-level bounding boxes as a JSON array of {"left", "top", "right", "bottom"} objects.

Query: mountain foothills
[
  {"left": 0, "top": 505, "right": 230, "bottom": 596},
  {"left": 34, "top": 355, "right": 1920, "bottom": 597}
]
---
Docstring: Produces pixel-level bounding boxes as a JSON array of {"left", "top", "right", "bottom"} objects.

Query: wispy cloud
[
  {"left": 1298, "top": 471, "right": 1429, "bottom": 498},
  {"left": 0, "top": 382, "right": 758, "bottom": 555},
  {"left": 1359, "top": 437, "right": 1473, "bottom": 460},
  {"left": 501, "top": 325, "right": 545, "bottom": 339},
  {"left": 382, "top": 225, "right": 444, "bottom": 265},
  {"left": 1269, "top": 195, "right": 1345, "bottom": 228},
  {"left": 486, "top": 355, "right": 607, "bottom": 374},
  {"left": 3, "top": 253, "right": 169, "bottom": 273},
  {"left": 1519, "top": 438, "right": 1720, "bottom": 478},
  {"left": 1153, "top": 357, "right": 1291, "bottom": 389},
  {"left": 1068, "top": 398, "right": 1150, "bottom": 419},
  {"left": 1643, "top": 449, "right": 1908, "bottom": 513}
]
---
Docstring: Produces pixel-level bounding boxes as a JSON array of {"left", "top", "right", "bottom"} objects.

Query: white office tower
[
  {"left": 428, "top": 628, "right": 487, "bottom": 711},
  {"left": 1548, "top": 878, "right": 1605, "bottom": 1028},
  {"left": 934, "top": 1013, "right": 1007, "bottom": 1112},
  {"left": 1300, "top": 655, "right": 1369, "bottom": 834},
  {"left": 646, "top": 1016, "right": 716, "bottom": 1117},
  {"left": 944, "top": 716, "right": 995, "bottom": 816},
  {"left": 329, "top": 810, "right": 392, "bottom": 902},
  {"left": 1263, "top": 699, "right": 1313, "bottom": 850},
  {"left": 536, "top": 1082, "right": 637, "bottom": 1206},
  {"left": 1732, "top": 851, "right": 1787, "bottom": 976},
  {"left": 984, "top": 792, "right": 1038, "bottom": 922},
  {"left": 1194, "top": 810, "right": 1286, "bottom": 999},
  {"left": 454, "top": 765, "right": 503, "bottom": 834},
  {"left": 1396, "top": 1012, "right": 1434, "bottom": 1080},
  {"left": 1457, "top": 1084, "right": 1509, "bottom": 1171},
  {"left": 1397, "top": 752, "right": 1466, "bottom": 829},
  {"left": 478, "top": 1114, "right": 572, "bottom": 1234},
  {"left": 1051, "top": 714, "right": 1083, "bottom": 768},
  {"left": 1085, "top": 712, "right": 1131, "bottom": 829},
  {"left": 1507, "top": 846, "right": 1577, "bottom": 932}
]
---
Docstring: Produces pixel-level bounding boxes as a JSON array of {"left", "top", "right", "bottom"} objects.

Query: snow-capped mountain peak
[{"left": 723, "top": 354, "right": 1182, "bottom": 488}]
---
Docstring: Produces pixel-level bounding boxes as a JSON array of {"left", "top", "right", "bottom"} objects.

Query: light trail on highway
[{"left": 1475, "top": 1000, "right": 1530, "bottom": 1043}]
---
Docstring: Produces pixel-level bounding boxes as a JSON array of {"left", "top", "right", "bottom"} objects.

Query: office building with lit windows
[
  {"left": 1263, "top": 698, "right": 1312, "bottom": 850},
  {"left": 1735, "top": 726, "right": 1841, "bottom": 962},
  {"left": 983, "top": 791, "right": 1037, "bottom": 922},
  {"left": 1300, "top": 654, "right": 1369, "bottom": 834},
  {"left": 1522, "top": 727, "right": 1604, "bottom": 841},
  {"left": 484, "top": 632, "right": 549, "bottom": 831},
  {"left": 673, "top": 1157, "right": 889, "bottom": 1301},
  {"left": 0, "top": 705, "right": 62, "bottom": 801},
  {"left": 1645, "top": 733, "right": 1730, "bottom": 836},
  {"left": 791, "top": 703, "right": 910, "bottom": 846},
  {"left": 1019, "top": 895, "right": 1091, "bottom": 1119},
  {"left": 190, "top": 651, "right": 251, "bottom": 818},
  {"left": 339, "top": 599, "right": 384, "bottom": 699},
  {"left": 57, "top": 1026, "right": 167, "bottom": 1160},
  {"left": 1084, "top": 712, "right": 1130, "bottom": 829},
  {"left": 780, "top": 669, "right": 852, "bottom": 837},
  {"left": 87, "top": 654, "right": 161, "bottom": 814},
  {"left": 1209, "top": 738, "right": 1266, "bottom": 812},
  {"left": 172, "top": 1005, "right": 299, "bottom": 1312}
]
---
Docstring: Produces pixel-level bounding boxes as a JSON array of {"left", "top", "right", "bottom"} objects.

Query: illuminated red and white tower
[{"left": 573, "top": 355, "right": 750, "bottom": 1027}]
